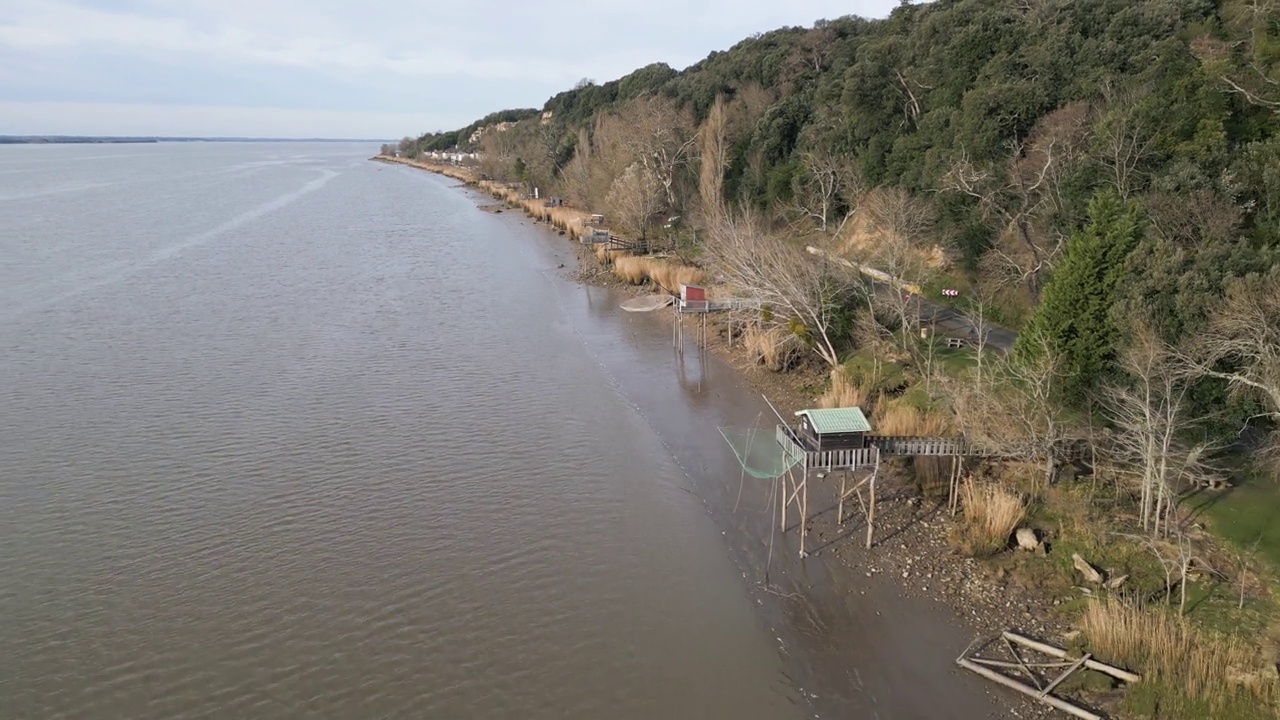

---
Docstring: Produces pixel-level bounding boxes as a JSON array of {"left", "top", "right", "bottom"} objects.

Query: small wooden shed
[
  {"left": 679, "top": 283, "right": 709, "bottom": 312},
  {"left": 794, "top": 407, "right": 872, "bottom": 452},
  {"left": 581, "top": 227, "right": 611, "bottom": 244}
]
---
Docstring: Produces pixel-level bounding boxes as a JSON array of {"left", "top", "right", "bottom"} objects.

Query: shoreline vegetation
[
  {"left": 371, "top": 5, "right": 1280, "bottom": 717},
  {"left": 378, "top": 152, "right": 1280, "bottom": 719}
]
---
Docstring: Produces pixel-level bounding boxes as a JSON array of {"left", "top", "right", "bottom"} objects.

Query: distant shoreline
[{"left": 0, "top": 136, "right": 389, "bottom": 145}]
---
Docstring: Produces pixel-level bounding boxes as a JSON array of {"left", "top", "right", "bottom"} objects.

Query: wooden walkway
[
  {"left": 866, "top": 435, "right": 997, "bottom": 457},
  {"left": 775, "top": 425, "right": 994, "bottom": 469}
]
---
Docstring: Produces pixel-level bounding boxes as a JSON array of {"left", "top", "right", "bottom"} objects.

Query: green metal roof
[{"left": 797, "top": 407, "right": 871, "bottom": 435}]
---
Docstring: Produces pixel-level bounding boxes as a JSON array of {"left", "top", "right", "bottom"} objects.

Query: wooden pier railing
[
  {"left": 776, "top": 425, "right": 880, "bottom": 470},
  {"left": 865, "top": 435, "right": 980, "bottom": 457}
]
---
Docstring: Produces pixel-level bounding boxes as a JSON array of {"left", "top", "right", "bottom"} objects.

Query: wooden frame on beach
[{"left": 956, "top": 631, "right": 1141, "bottom": 720}]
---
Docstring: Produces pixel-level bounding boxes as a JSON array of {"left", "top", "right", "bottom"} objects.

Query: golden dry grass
[
  {"left": 743, "top": 324, "right": 799, "bottom": 371},
  {"left": 647, "top": 260, "right": 705, "bottom": 294},
  {"left": 818, "top": 367, "right": 869, "bottom": 409},
  {"left": 1082, "top": 597, "right": 1276, "bottom": 714},
  {"left": 611, "top": 255, "right": 649, "bottom": 284},
  {"left": 609, "top": 256, "right": 704, "bottom": 292},
  {"left": 468, "top": 181, "right": 594, "bottom": 239},
  {"left": 872, "top": 401, "right": 952, "bottom": 436},
  {"left": 955, "top": 478, "right": 1025, "bottom": 556}
]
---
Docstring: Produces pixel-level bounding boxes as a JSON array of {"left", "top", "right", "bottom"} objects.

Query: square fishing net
[{"left": 718, "top": 426, "right": 804, "bottom": 479}]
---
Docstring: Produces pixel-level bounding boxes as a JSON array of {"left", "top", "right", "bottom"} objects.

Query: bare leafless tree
[
  {"left": 1194, "top": 0, "right": 1280, "bottom": 113},
  {"left": 941, "top": 103, "right": 1092, "bottom": 299},
  {"left": 894, "top": 67, "right": 932, "bottom": 129},
  {"left": 624, "top": 96, "right": 697, "bottom": 212},
  {"left": 697, "top": 94, "right": 730, "bottom": 225},
  {"left": 1103, "top": 328, "right": 1218, "bottom": 537},
  {"left": 1190, "top": 271, "right": 1280, "bottom": 422},
  {"left": 1094, "top": 83, "right": 1159, "bottom": 198},
  {"left": 1118, "top": 530, "right": 1208, "bottom": 613},
  {"left": 606, "top": 162, "right": 664, "bottom": 241},
  {"left": 705, "top": 211, "right": 857, "bottom": 368},
  {"left": 792, "top": 148, "right": 843, "bottom": 233},
  {"left": 789, "top": 121, "right": 867, "bottom": 236},
  {"left": 1184, "top": 271, "right": 1280, "bottom": 474},
  {"left": 561, "top": 127, "right": 594, "bottom": 208},
  {"left": 945, "top": 335, "right": 1079, "bottom": 488},
  {"left": 1143, "top": 189, "right": 1242, "bottom": 250},
  {"left": 966, "top": 280, "right": 1002, "bottom": 384},
  {"left": 857, "top": 187, "right": 939, "bottom": 351},
  {"left": 793, "top": 25, "right": 837, "bottom": 74}
]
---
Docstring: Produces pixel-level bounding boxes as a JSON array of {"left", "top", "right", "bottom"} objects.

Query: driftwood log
[{"left": 1072, "top": 553, "right": 1106, "bottom": 585}]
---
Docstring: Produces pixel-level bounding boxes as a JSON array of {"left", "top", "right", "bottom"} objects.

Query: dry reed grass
[
  {"left": 955, "top": 478, "right": 1025, "bottom": 557},
  {"left": 647, "top": 260, "right": 704, "bottom": 293},
  {"left": 1082, "top": 597, "right": 1276, "bottom": 715},
  {"left": 595, "top": 244, "right": 618, "bottom": 263},
  {"left": 469, "top": 181, "right": 594, "bottom": 240},
  {"left": 743, "top": 324, "right": 800, "bottom": 371},
  {"left": 611, "top": 255, "right": 649, "bottom": 284},
  {"left": 818, "top": 367, "right": 869, "bottom": 409},
  {"left": 608, "top": 256, "right": 704, "bottom": 292},
  {"left": 872, "top": 400, "right": 952, "bottom": 436}
]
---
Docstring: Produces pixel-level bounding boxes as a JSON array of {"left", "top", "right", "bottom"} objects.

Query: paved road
[
  {"left": 805, "top": 245, "right": 1018, "bottom": 351},
  {"left": 919, "top": 300, "right": 1017, "bottom": 351}
]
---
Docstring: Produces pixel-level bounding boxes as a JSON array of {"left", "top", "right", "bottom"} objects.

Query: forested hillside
[
  {"left": 394, "top": 3, "right": 1280, "bottom": 713},
  {"left": 406, "top": 0, "right": 1279, "bottom": 447}
]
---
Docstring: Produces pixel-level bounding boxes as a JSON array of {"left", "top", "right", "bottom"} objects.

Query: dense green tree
[{"left": 1016, "top": 191, "right": 1144, "bottom": 402}]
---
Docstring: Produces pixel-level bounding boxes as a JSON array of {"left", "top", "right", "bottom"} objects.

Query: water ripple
[{"left": 0, "top": 143, "right": 804, "bottom": 720}]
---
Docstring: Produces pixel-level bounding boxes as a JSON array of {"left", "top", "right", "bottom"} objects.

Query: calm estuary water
[{"left": 0, "top": 143, "right": 808, "bottom": 719}]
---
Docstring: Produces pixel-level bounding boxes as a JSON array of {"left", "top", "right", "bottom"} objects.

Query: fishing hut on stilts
[
  {"left": 673, "top": 284, "right": 709, "bottom": 354},
  {"left": 620, "top": 283, "right": 756, "bottom": 355},
  {"left": 721, "top": 402, "right": 883, "bottom": 558},
  {"left": 780, "top": 407, "right": 882, "bottom": 557}
]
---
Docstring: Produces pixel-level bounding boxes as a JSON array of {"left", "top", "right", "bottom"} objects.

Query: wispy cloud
[
  {"left": 0, "top": 0, "right": 899, "bottom": 136},
  {"left": 2, "top": 0, "right": 593, "bottom": 83}
]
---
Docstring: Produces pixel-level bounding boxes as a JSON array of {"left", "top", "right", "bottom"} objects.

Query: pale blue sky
[{"left": 0, "top": 0, "right": 899, "bottom": 138}]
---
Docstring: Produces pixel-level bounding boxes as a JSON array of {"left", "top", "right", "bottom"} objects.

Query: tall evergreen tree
[{"left": 1016, "top": 191, "right": 1144, "bottom": 402}]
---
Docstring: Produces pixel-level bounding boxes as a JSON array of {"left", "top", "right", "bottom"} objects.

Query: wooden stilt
[
  {"left": 785, "top": 482, "right": 803, "bottom": 511},
  {"left": 948, "top": 454, "right": 960, "bottom": 516},
  {"left": 866, "top": 452, "right": 880, "bottom": 549},
  {"left": 799, "top": 464, "right": 809, "bottom": 557},
  {"left": 838, "top": 472, "right": 847, "bottom": 525},
  {"left": 779, "top": 467, "right": 789, "bottom": 531}
]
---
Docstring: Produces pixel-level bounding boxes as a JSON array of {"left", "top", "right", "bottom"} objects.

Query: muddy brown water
[{"left": 1, "top": 142, "right": 1011, "bottom": 719}]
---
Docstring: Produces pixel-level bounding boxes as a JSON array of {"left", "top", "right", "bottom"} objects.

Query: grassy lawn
[{"left": 1198, "top": 475, "right": 1280, "bottom": 568}]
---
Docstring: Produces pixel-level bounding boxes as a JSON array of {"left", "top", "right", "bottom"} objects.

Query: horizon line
[{"left": 0, "top": 135, "right": 393, "bottom": 143}]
